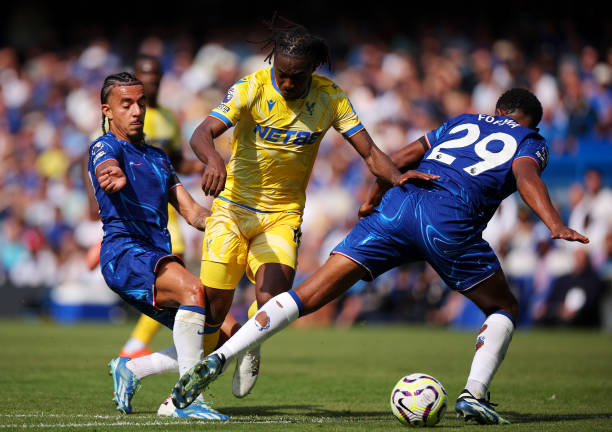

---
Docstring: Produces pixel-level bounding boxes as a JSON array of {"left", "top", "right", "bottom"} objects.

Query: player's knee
[
  {"left": 255, "top": 291, "right": 273, "bottom": 308},
  {"left": 205, "top": 289, "right": 234, "bottom": 324},
  {"left": 181, "top": 282, "right": 205, "bottom": 306}
]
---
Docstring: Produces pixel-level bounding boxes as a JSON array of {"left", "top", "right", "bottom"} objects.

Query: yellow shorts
[
  {"left": 200, "top": 199, "right": 302, "bottom": 290},
  {"left": 167, "top": 205, "right": 185, "bottom": 255}
]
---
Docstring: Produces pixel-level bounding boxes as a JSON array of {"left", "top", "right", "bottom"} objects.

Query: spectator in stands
[{"left": 535, "top": 248, "right": 603, "bottom": 327}]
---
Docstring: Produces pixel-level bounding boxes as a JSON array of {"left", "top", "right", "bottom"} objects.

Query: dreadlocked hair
[
  {"left": 496, "top": 88, "right": 543, "bottom": 129},
  {"left": 260, "top": 13, "right": 331, "bottom": 71},
  {"left": 100, "top": 72, "right": 142, "bottom": 134}
]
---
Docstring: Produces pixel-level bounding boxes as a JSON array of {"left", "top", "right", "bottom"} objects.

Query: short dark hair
[
  {"left": 496, "top": 88, "right": 543, "bottom": 129},
  {"left": 100, "top": 72, "right": 142, "bottom": 133},
  {"left": 261, "top": 14, "right": 331, "bottom": 71}
]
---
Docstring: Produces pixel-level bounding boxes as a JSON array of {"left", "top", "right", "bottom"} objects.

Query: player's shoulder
[
  {"left": 89, "top": 132, "right": 117, "bottom": 153},
  {"left": 311, "top": 73, "right": 344, "bottom": 95},
  {"left": 449, "top": 113, "right": 479, "bottom": 125},
  {"left": 236, "top": 68, "right": 267, "bottom": 89},
  {"left": 222, "top": 69, "right": 267, "bottom": 101}
]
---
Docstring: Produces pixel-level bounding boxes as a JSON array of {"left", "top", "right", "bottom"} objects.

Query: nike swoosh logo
[
  {"left": 197, "top": 330, "right": 204, "bottom": 335},
  {"left": 130, "top": 162, "right": 143, "bottom": 166},
  {"left": 397, "top": 398, "right": 414, "bottom": 413}
]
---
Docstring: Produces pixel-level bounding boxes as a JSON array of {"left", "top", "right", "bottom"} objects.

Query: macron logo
[{"left": 267, "top": 99, "right": 276, "bottom": 112}]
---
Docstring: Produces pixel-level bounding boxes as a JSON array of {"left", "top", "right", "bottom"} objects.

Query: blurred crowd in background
[{"left": 1, "top": 10, "right": 611, "bottom": 330}]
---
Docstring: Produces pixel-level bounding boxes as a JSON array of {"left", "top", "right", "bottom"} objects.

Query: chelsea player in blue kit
[
  {"left": 89, "top": 72, "right": 229, "bottom": 420},
  {"left": 171, "top": 89, "right": 589, "bottom": 424}
]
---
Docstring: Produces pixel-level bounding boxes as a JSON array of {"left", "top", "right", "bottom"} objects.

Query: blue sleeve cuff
[
  {"left": 209, "top": 112, "right": 233, "bottom": 128},
  {"left": 342, "top": 123, "right": 365, "bottom": 138}
]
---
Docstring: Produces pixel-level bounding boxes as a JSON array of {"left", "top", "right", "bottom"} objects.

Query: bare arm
[
  {"left": 166, "top": 148, "right": 205, "bottom": 176},
  {"left": 168, "top": 185, "right": 211, "bottom": 231},
  {"left": 189, "top": 116, "right": 229, "bottom": 197},
  {"left": 347, "top": 129, "right": 403, "bottom": 186},
  {"left": 358, "top": 137, "right": 431, "bottom": 217},
  {"left": 95, "top": 160, "right": 127, "bottom": 194},
  {"left": 513, "top": 158, "right": 588, "bottom": 243},
  {"left": 390, "top": 137, "right": 429, "bottom": 172}
]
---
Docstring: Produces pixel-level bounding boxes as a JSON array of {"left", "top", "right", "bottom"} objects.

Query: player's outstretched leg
[
  {"left": 108, "top": 357, "right": 141, "bottom": 414},
  {"left": 455, "top": 389, "right": 510, "bottom": 425},
  {"left": 172, "top": 353, "right": 225, "bottom": 409},
  {"left": 158, "top": 395, "right": 229, "bottom": 420},
  {"left": 232, "top": 345, "right": 261, "bottom": 398}
]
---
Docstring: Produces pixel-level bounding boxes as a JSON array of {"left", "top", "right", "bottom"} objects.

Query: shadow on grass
[
  {"left": 138, "top": 406, "right": 612, "bottom": 425},
  {"left": 503, "top": 411, "right": 612, "bottom": 423},
  {"left": 220, "top": 405, "right": 389, "bottom": 419},
  {"left": 140, "top": 405, "right": 389, "bottom": 419}
]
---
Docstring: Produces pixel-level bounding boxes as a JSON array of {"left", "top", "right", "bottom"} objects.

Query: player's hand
[
  {"left": 98, "top": 165, "right": 127, "bottom": 193},
  {"left": 395, "top": 170, "right": 440, "bottom": 186},
  {"left": 551, "top": 226, "right": 589, "bottom": 244},
  {"left": 201, "top": 152, "right": 226, "bottom": 197},
  {"left": 191, "top": 207, "right": 212, "bottom": 232}
]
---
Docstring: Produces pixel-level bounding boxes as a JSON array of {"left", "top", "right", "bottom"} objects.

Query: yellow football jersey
[
  {"left": 209, "top": 67, "right": 364, "bottom": 213},
  {"left": 143, "top": 105, "right": 185, "bottom": 254},
  {"left": 143, "top": 105, "right": 182, "bottom": 155}
]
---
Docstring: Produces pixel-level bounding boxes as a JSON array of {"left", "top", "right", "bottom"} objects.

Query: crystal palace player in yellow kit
[
  {"left": 113, "top": 55, "right": 251, "bottom": 404},
  {"left": 186, "top": 18, "right": 417, "bottom": 399}
]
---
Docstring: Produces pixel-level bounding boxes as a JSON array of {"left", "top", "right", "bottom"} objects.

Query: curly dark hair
[
  {"left": 496, "top": 88, "right": 543, "bottom": 129},
  {"left": 260, "top": 13, "right": 331, "bottom": 71}
]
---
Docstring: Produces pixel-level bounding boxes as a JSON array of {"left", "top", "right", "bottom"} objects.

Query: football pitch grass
[{"left": 1, "top": 320, "right": 611, "bottom": 431}]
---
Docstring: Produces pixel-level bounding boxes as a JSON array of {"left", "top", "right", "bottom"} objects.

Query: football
[{"left": 390, "top": 373, "right": 447, "bottom": 427}]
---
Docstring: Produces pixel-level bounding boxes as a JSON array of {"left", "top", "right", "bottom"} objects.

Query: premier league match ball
[{"left": 390, "top": 373, "right": 447, "bottom": 427}]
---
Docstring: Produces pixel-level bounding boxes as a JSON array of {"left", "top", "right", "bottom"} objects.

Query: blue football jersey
[
  {"left": 88, "top": 132, "right": 181, "bottom": 252},
  {"left": 419, "top": 114, "right": 548, "bottom": 230}
]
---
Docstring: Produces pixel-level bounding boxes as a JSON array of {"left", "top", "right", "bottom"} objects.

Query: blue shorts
[
  {"left": 100, "top": 235, "right": 183, "bottom": 328},
  {"left": 332, "top": 184, "right": 500, "bottom": 292}
]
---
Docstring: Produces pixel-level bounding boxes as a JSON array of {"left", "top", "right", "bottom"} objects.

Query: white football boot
[{"left": 232, "top": 346, "right": 261, "bottom": 398}]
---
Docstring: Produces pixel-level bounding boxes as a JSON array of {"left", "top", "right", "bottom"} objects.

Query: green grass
[{"left": 1, "top": 320, "right": 611, "bottom": 431}]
